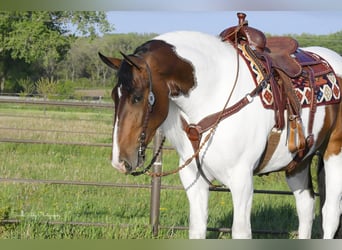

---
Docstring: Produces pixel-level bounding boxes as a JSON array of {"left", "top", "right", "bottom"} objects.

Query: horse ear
[
  {"left": 98, "top": 52, "right": 122, "bottom": 70},
  {"left": 120, "top": 51, "right": 141, "bottom": 71}
]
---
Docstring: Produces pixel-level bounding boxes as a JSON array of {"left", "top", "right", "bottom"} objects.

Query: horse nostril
[{"left": 123, "top": 161, "right": 133, "bottom": 173}]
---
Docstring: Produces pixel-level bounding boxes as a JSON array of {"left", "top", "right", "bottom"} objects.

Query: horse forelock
[{"left": 117, "top": 60, "right": 134, "bottom": 92}]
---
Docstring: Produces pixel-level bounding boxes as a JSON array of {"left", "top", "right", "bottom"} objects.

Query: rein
[{"left": 131, "top": 136, "right": 166, "bottom": 176}]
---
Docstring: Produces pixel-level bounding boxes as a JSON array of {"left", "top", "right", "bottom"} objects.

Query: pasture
[{"left": 0, "top": 100, "right": 322, "bottom": 239}]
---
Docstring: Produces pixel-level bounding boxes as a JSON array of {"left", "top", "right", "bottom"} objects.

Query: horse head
[{"left": 99, "top": 39, "right": 195, "bottom": 174}]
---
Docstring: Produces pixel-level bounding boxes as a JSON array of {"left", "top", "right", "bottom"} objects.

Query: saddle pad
[{"left": 239, "top": 45, "right": 341, "bottom": 109}]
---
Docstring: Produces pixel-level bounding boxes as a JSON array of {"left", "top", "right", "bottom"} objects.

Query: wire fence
[
  {"left": 0, "top": 96, "right": 298, "bottom": 238},
  {"left": 0, "top": 96, "right": 113, "bottom": 109}
]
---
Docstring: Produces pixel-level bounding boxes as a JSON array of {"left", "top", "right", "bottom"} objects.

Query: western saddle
[{"left": 220, "top": 13, "right": 321, "bottom": 174}]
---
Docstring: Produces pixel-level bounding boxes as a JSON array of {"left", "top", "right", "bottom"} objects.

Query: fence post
[{"left": 150, "top": 130, "right": 163, "bottom": 237}]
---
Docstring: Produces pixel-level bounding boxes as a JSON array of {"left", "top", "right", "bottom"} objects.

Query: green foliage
[
  {"left": 5, "top": 12, "right": 68, "bottom": 64},
  {"left": 13, "top": 77, "right": 75, "bottom": 99},
  {"left": 283, "top": 32, "right": 342, "bottom": 55},
  {"left": 0, "top": 11, "right": 113, "bottom": 92},
  {"left": 0, "top": 206, "right": 11, "bottom": 236},
  {"left": 0, "top": 206, "right": 10, "bottom": 221},
  {"left": 35, "top": 77, "right": 58, "bottom": 99},
  {"left": 1, "top": 11, "right": 341, "bottom": 96},
  {"left": 17, "top": 77, "right": 34, "bottom": 97},
  {"left": 60, "top": 33, "right": 157, "bottom": 88},
  {"left": 73, "top": 78, "right": 94, "bottom": 89},
  {"left": 56, "top": 80, "right": 75, "bottom": 99},
  {"left": 67, "top": 11, "right": 114, "bottom": 38}
]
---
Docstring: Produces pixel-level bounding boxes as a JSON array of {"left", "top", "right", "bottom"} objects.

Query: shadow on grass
[{"left": 207, "top": 203, "right": 324, "bottom": 239}]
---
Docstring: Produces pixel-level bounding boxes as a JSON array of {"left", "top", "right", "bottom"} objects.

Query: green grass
[{"left": 0, "top": 103, "right": 322, "bottom": 239}]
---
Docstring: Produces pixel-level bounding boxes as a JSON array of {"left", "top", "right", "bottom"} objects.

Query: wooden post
[{"left": 150, "top": 130, "right": 163, "bottom": 237}]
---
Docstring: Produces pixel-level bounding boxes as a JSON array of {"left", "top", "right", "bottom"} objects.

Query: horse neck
[
  {"left": 160, "top": 101, "right": 189, "bottom": 153},
  {"left": 170, "top": 52, "right": 253, "bottom": 124}
]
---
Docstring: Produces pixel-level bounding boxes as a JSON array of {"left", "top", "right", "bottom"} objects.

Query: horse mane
[
  {"left": 134, "top": 40, "right": 173, "bottom": 55},
  {"left": 133, "top": 41, "right": 153, "bottom": 55}
]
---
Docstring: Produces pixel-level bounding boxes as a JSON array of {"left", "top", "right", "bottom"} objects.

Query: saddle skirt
[{"left": 239, "top": 44, "right": 341, "bottom": 110}]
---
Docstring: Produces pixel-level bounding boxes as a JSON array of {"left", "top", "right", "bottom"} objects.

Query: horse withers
[{"left": 99, "top": 29, "right": 342, "bottom": 238}]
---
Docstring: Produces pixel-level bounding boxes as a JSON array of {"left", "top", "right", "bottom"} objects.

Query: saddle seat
[{"left": 265, "top": 37, "right": 301, "bottom": 78}]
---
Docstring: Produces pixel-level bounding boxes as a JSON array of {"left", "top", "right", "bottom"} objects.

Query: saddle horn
[{"left": 120, "top": 51, "right": 141, "bottom": 71}]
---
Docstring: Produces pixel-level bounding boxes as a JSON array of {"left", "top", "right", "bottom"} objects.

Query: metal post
[{"left": 150, "top": 130, "right": 163, "bottom": 237}]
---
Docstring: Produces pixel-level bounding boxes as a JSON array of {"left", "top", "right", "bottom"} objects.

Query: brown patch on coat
[{"left": 323, "top": 76, "right": 342, "bottom": 159}]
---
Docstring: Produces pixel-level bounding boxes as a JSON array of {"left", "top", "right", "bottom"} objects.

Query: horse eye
[{"left": 132, "top": 94, "right": 143, "bottom": 104}]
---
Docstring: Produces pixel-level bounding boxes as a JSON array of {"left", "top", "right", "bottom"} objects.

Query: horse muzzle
[
  {"left": 112, "top": 156, "right": 143, "bottom": 174},
  {"left": 112, "top": 160, "right": 134, "bottom": 174},
  {"left": 111, "top": 160, "right": 126, "bottom": 173},
  {"left": 111, "top": 144, "right": 146, "bottom": 174}
]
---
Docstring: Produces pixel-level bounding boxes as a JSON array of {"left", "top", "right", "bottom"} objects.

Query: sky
[
  {"left": 107, "top": 11, "right": 342, "bottom": 36},
  {"left": 1, "top": 0, "right": 341, "bottom": 36},
  {"left": 3, "top": 0, "right": 342, "bottom": 11}
]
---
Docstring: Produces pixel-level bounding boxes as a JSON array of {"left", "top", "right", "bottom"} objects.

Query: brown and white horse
[{"left": 99, "top": 31, "right": 342, "bottom": 239}]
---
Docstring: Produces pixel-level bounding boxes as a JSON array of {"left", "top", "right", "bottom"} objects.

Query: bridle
[
  {"left": 136, "top": 56, "right": 156, "bottom": 166},
  {"left": 118, "top": 52, "right": 165, "bottom": 176}
]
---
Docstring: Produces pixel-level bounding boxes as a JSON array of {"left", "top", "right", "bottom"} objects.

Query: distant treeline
[
  {"left": 1, "top": 11, "right": 341, "bottom": 97},
  {"left": 282, "top": 32, "right": 342, "bottom": 54}
]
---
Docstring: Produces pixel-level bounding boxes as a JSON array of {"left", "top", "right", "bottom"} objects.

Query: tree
[
  {"left": 0, "top": 11, "right": 114, "bottom": 93},
  {"left": 284, "top": 32, "right": 342, "bottom": 55},
  {"left": 59, "top": 33, "right": 158, "bottom": 87}
]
